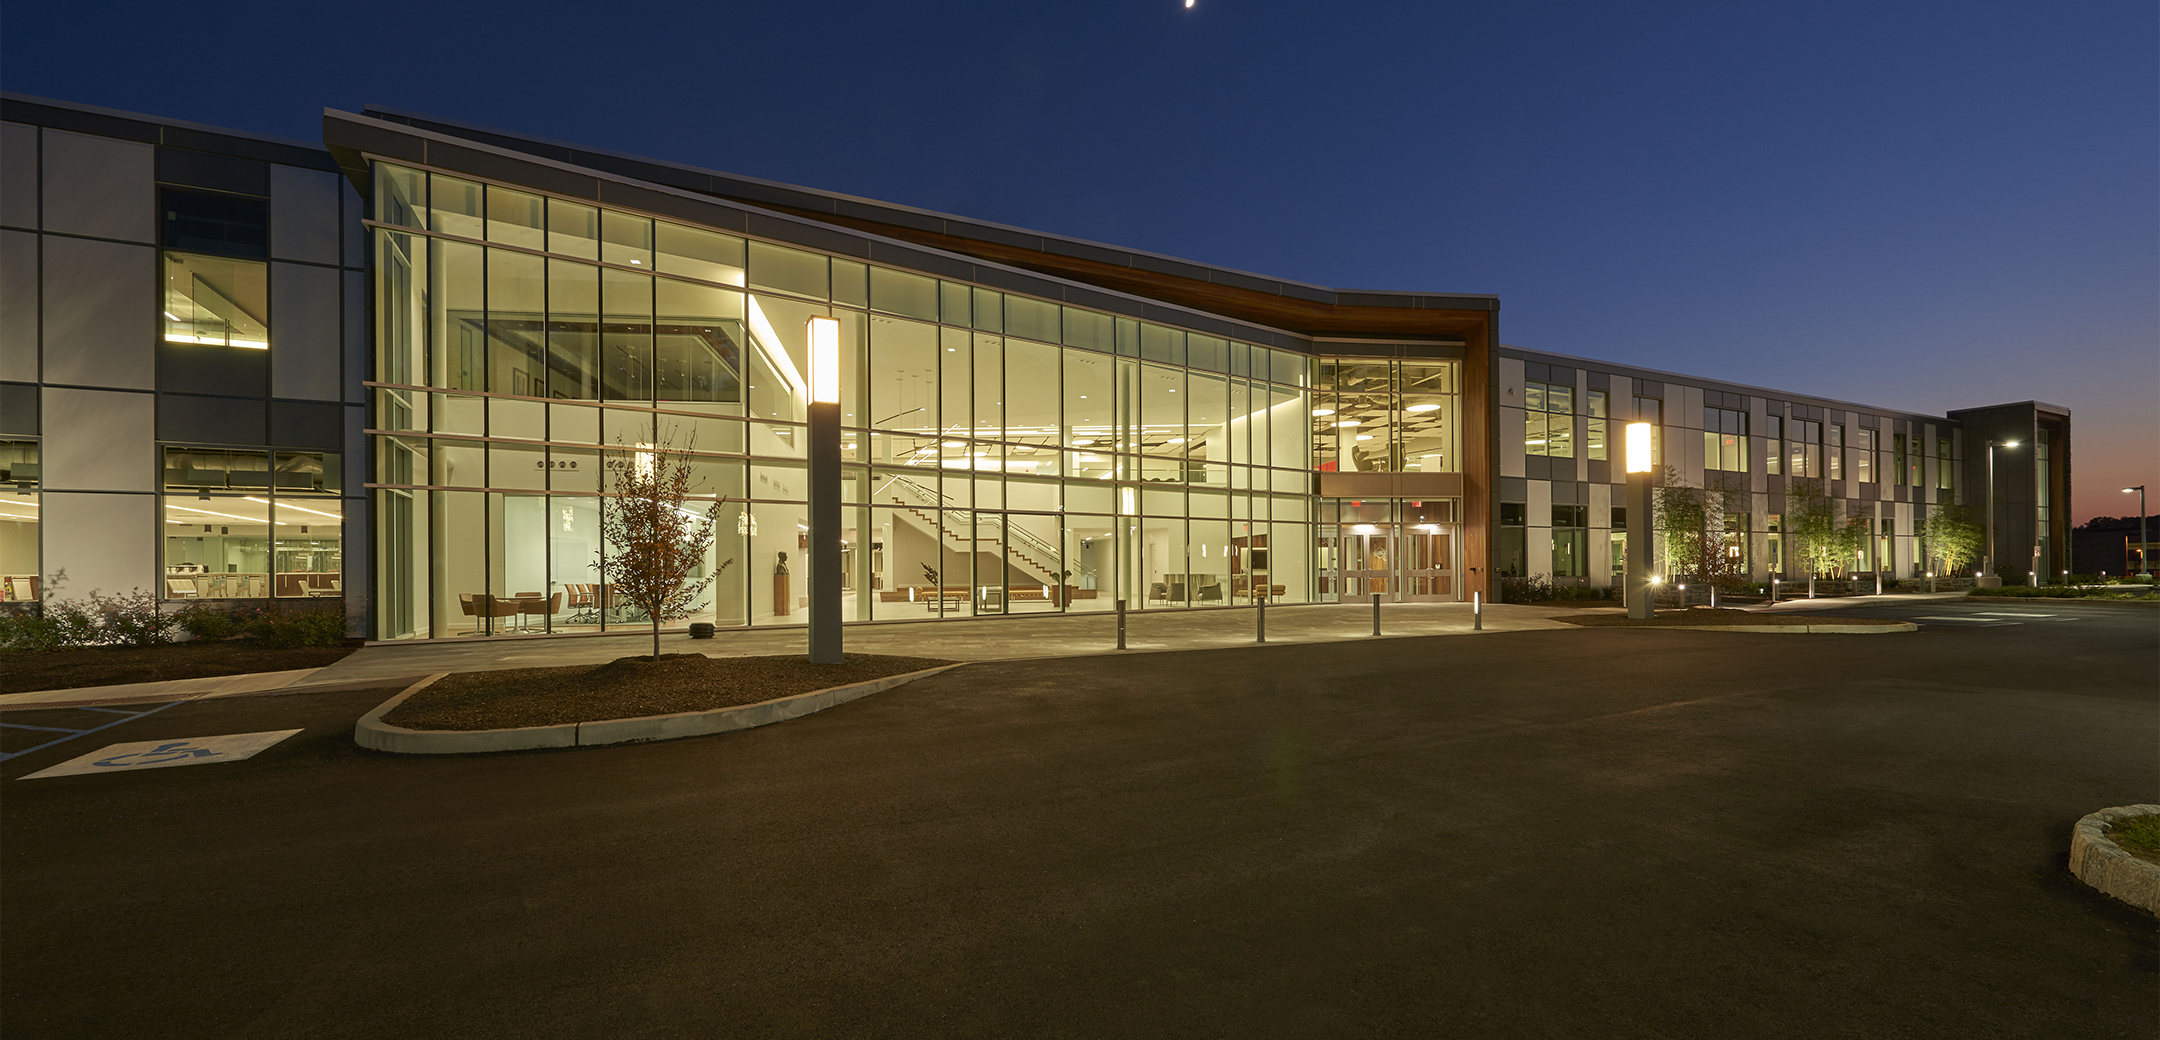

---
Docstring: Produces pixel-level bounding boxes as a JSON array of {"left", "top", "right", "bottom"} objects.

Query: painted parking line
[
  {"left": 19, "top": 729, "right": 303, "bottom": 780},
  {"left": 1971, "top": 612, "right": 2057, "bottom": 617},
  {"left": 1912, "top": 616, "right": 2014, "bottom": 623},
  {"left": 0, "top": 702, "right": 183, "bottom": 764}
]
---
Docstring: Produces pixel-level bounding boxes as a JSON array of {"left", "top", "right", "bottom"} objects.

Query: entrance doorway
[{"left": 1320, "top": 523, "right": 1459, "bottom": 602}]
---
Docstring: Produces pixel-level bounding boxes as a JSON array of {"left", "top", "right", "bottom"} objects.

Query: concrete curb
[
  {"left": 354, "top": 663, "right": 964, "bottom": 755},
  {"left": 1562, "top": 622, "right": 1920, "bottom": 635},
  {"left": 2069, "top": 804, "right": 2160, "bottom": 914}
]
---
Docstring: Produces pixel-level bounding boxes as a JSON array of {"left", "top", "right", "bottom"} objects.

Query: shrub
[
  {"left": 242, "top": 606, "right": 347, "bottom": 648},
  {"left": 0, "top": 576, "right": 179, "bottom": 651},
  {"left": 88, "top": 588, "right": 180, "bottom": 647},
  {"left": 174, "top": 601, "right": 243, "bottom": 642}
]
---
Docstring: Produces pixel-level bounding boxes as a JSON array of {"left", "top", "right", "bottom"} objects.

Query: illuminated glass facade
[{"left": 366, "top": 164, "right": 1326, "bottom": 638}]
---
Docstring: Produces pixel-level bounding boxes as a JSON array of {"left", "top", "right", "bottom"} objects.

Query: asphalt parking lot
[{"left": 3, "top": 603, "right": 2154, "bottom": 1038}]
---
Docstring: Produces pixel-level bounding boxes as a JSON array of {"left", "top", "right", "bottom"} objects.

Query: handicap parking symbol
[
  {"left": 93, "top": 742, "right": 226, "bottom": 767},
  {"left": 20, "top": 730, "right": 303, "bottom": 780}
]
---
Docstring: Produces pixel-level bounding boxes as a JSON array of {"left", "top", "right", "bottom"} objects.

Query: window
[
  {"left": 1854, "top": 428, "right": 1876, "bottom": 483},
  {"left": 1764, "top": 416, "right": 1783, "bottom": 475},
  {"left": 1827, "top": 424, "right": 1844, "bottom": 480},
  {"left": 162, "top": 448, "right": 343, "bottom": 600},
  {"left": 1936, "top": 436, "right": 1954, "bottom": 491},
  {"left": 163, "top": 253, "right": 267, "bottom": 349},
  {"left": 1586, "top": 390, "right": 1609, "bottom": 461},
  {"left": 1789, "top": 419, "right": 1821, "bottom": 478},
  {"left": 1765, "top": 513, "right": 1783, "bottom": 575},
  {"left": 0, "top": 441, "right": 37, "bottom": 602},
  {"left": 162, "top": 188, "right": 267, "bottom": 258},
  {"left": 1499, "top": 501, "right": 1526, "bottom": 577},
  {"left": 1703, "top": 406, "right": 1747, "bottom": 472},
  {"left": 1525, "top": 381, "right": 1573, "bottom": 458}
]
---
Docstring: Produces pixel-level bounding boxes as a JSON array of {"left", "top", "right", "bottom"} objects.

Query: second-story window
[
  {"left": 1703, "top": 406, "right": 1748, "bottom": 472},
  {"left": 1525, "top": 381, "right": 1573, "bottom": 458},
  {"left": 161, "top": 189, "right": 270, "bottom": 351}
]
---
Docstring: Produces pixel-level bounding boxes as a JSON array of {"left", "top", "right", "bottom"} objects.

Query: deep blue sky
[{"left": 7, "top": 0, "right": 2153, "bottom": 521}]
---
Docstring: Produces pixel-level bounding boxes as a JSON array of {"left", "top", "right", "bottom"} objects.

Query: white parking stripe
[{"left": 1972, "top": 612, "right": 2056, "bottom": 617}]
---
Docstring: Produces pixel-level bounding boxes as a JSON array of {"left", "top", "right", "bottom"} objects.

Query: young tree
[
  {"left": 1785, "top": 476, "right": 1844, "bottom": 578},
  {"left": 1652, "top": 468, "right": 1748, "bottom": 588},
  {"left": 598, "top": 432, "right": 731, "bottom": 661},
  {"left": 1920, "top": 505, "right": 1983, "bottom": 577}
]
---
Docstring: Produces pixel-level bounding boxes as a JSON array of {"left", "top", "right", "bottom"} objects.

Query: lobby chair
[
  {"left": 513, "top": 592, "right": 559, "bottom": 632},
  {"left": 457, "top": 593, "right": 518, "bottom": 635}
]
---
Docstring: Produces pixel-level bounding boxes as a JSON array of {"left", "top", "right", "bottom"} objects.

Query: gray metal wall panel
[
  {"left": 0, "top": 122, "right": 35, "bottom": 229},
  {"left": 270, "top": 262, "right": 341, "bottom": 400},
  {"left": 40, "top": 236, "right": 153, "bottom": 389},
  {"left": 40, "top": 129, "right": 152, "bottom": 242},
  {"left": 41, "top": 386, "right": 155, "bottom": 491},
  {"left": 42, "top": 491, "right": 155, "bottom": 599},
  {"left": 0, "top": 230, "right": 35, "bottom": 381},
  {"left": 342, "top": 270, "right": 364, "bottom": 403},
  {"left": 0, "top": 382, "right": 36, "bottom": 434},
  {"left": 158, "top": 392, "right": 265, "bottom": 444},
  {"left": 341, "top": 179, "right": 365, "bottom": 268},
  {"left": 270, "top": 165, "right": 340, "bottom": 265}
]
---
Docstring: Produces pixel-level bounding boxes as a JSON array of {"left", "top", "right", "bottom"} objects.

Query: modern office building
[{"left": 0, "top": 92, "right": 2076, "bottom": 640}]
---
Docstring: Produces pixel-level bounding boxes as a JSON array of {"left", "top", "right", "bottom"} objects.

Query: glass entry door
[
  {"left": 1323, "top": 524, "right": 1459, "bottom": 602},
  {"left": 1399, "top": 524, "right": 1457, "bottom": 600}
]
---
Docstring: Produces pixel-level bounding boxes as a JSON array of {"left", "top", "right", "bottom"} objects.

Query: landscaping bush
[
  {"left": 0, "top": 579, "right": 179, "bottom": 652},
  {"left": 1498, "top": 574, "right": 1613, "bottom": 603},
  {"left": 241, "top": 606, "right": 347, "bottom": 648},
  {"left": 174, "top": 600, "right": 243, "bottom": 642}
]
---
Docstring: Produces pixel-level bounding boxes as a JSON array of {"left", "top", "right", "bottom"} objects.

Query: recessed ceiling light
[
  {"left": 1336, "top": 420, "right": 1360, "bottom": 427},
  {"left": 1313, "top": 408, "right": 1335, "bottom": 416},
  {"left": 1072, "top": 438, "right": 1094, "bottom": 446},
  {"left": 1406, "top": 403, "right": 1440, "bottom": 412}
]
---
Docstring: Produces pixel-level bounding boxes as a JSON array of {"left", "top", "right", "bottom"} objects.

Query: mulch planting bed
[
  {"left": 382, "top": 653, "right": 956, "bottom": 732},
  {"left": 1551, "top": 608, "right": 1907, "bottom": 628},
  {"left": 0, "top": 642, "right": 359, "bottom": 696}
]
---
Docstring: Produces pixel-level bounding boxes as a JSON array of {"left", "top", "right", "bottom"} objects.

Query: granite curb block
[
  {"left": 2069, "top": 804, "right": 2160, "bottom": 914},
  {"left": 354, "top": 664, "right": 964, "bottom": 755}
]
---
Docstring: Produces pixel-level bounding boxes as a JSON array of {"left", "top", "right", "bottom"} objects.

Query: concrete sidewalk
[
  {"left": 310, "top": 600, "right": 1581, "bottom": 684},
  {"left": 0, "top": 600, "right": 1579, "bottom": 710}
]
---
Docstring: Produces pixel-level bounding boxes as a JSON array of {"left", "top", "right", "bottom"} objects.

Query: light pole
[
  {"left": 2126, "top": 485, "right": 2150, "bottom": 580},
  {"left": 1981, "top": 438, "right": 2019, "bottom": 588},
  {"left": 807, "top": 316, "right": 843, "bottom": 664},
  {"left": 1625, "top": 421, "right": 1655, "bottom": 619}
]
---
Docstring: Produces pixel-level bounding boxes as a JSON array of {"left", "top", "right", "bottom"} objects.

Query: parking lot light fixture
[{"left": 2125, "top": 486, "right": 2148, "bottom": 580}]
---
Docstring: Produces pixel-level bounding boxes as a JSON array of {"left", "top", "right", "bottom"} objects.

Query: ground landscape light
[{"left": 1626, "top": 422, "right": 1654, "bottom": 473}]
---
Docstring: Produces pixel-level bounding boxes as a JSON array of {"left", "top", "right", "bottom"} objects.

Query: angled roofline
[
  {"left": 320, "top": 108, "right": 1320, "bottom": 351},
  {"left": 353, "top": 104, "right": 1498, "bottom": 334},
  {"left": 1, "top": 91, "right": 338, "bottom": 170}
]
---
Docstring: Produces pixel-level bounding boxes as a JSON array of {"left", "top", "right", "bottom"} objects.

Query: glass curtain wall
[{"left": 368, "top": 163, "right": 1315, "bottom": 638}]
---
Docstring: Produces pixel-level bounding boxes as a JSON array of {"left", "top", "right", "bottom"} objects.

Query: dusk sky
[{"left": 5, "top": 0, "right": 2152, "bottom": 522}]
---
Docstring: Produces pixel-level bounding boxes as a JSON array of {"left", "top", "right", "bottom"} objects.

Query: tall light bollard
[
  {"left": 1256, "top": 591, "right": 1266, "bottom": 643},
  {"left": 1372, "top": 592, "right": 1381, "bottom": 636},
  {"left": 1116, "top": 598, "right": 1127, "bottom": 650},
  {"left": 1625, "top": 422, "right": 1656, "bottom": 619},
  {"left": 806, "top": 317, "right": 843, "bottom": 664},
  {"left": 1473, "top": 590, "right": 1482, "bottom": 631}
]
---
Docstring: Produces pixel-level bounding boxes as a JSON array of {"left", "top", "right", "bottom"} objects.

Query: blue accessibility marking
[{"left": 93, "top": 742, "right": 225, "bottom": 768}]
